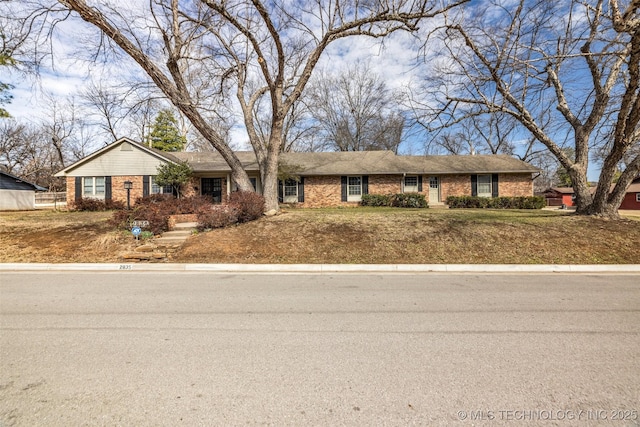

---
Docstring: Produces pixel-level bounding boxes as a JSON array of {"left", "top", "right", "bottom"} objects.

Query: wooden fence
[{"left": 35, "top": 192, "right": 67, "bottom": 204}]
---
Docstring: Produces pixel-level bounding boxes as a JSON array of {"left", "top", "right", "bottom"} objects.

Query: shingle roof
[
  {"left": 0, "top": 171, "right": 48, "bottom": 191},
  {"left": 171, "top": 151, "right": 260, "bottom": 172},
  {"left": 173, "top": 150, "right": 540, "bottom": 175}
]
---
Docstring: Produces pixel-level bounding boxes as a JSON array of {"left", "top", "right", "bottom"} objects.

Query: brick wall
[
  {"left": 300, "top": 176, "right": 343, "bottom": 207},
  {"left": 65, "top": 177, "right": 74, "bottom": 205},
  {"left": 439, "top": 173, "right": 534, "bottom": 200},
  {"left": 112, "top": 176, "right": 145, "bottom": 205},
  {"left": 441, "top": 175, "right": 472, "bottom": 200},
  {"left": 368, "top": 175, "right": 402, "bottom": 195},
  {"left": 65, "top": 175, "right": 145, "bottom": 206},
  {"left": 498, "top": 173, "right": 534, "bottom": 196}
]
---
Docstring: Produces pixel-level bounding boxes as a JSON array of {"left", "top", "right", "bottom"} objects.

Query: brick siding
[{"left": 498, "top": 173, "right": 534, "bottom": 196}]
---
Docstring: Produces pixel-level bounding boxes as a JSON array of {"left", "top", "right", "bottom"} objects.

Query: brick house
[{"left": 55, "top": 137, "right": 540, "bottom": 207}]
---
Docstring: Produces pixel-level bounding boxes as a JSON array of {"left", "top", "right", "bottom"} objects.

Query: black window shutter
[
  {"left": 362, "top": 175, "right": 369, "bottom": 195},
  {"left": 297, "top": 177, "right": 305, "bottom": 203},
  {"left": 341, "top": 176, "right": 347, "bottom": 202},
  {"left": 418, "top": 176, "right": 423, "bottom": 192},
  {"left": 492, "top": 174, "right": 499, "bottom": 197},
  {"left": 75, "top": 177, "right": 82, "bottom": 200},
  {"left": 278, "top": 180, "right": 283, "bottom": 203},
  {"left": 143, "top": 175, "right": 150, "bottom": 197},
  {"left": 105, "top": 176, "right": 112, "bottom": 200},
  {"left": 471, "top": 175, "right": 478, "bottom": 197}
]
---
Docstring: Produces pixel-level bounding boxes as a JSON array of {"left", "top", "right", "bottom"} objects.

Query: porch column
[{"left": 226, "top": 174, "right": 231, "bottom": 196}]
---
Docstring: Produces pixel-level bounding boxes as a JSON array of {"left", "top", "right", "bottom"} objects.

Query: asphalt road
[{"left": 1, "top": 272, "right": 639, "bottom": 426}]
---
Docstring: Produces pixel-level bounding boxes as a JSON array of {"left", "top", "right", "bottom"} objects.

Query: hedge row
[
  {"left": 446, "top": 196, "right": 545, "bottom": 209},
  {"left": 70, "top": 198, "right": 126, "bottom": 211},
  {"left": 360, "top": 193, "right": 428, "bottom": 208}
]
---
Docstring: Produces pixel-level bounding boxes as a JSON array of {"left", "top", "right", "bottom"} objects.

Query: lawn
[
  {"left": 177, "top": 207, "right": 639, "bottom": 264},
  {"left": 1, "top": 208, "right": 638, "bottom": 264}
]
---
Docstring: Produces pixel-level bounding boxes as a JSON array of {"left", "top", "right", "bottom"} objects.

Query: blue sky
[{"left": 3, "top": 0, "right": 609, "bottom": 181}]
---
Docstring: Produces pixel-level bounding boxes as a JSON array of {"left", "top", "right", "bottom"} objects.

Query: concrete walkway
[
  {"left": 120, "top": 222, "right": 198, "bottom": 262},
  {"left": 154, "top": 222, "right": 198, "bottom": 247}
]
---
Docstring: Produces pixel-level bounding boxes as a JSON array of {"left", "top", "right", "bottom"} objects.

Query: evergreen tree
[
  {"left": 149, "top": 109, "right": 186, "bottom": 151},
  {"left": 155, "top": 161, "right": 192, "bottom": 198},
  {"left": 0, "top": 38, "right": 15, "bottom": 118}
]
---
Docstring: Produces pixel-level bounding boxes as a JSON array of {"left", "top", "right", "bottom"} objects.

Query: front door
[
  {"left": 201, "top": 178, "right": 222, "bottom": 203},
  {"left": 429, "top": 176, "right": 440, "bottom": 203}
]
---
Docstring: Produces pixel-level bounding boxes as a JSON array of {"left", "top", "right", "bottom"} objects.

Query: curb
[{"left": 1, "top": 263, "right": 639, "bottom": 273}]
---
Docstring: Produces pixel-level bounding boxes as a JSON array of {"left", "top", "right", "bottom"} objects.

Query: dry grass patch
[
  {"left": 1, "top": 208, "right": 638, "bottom": 264},
  {"left": 0, "top": 210, "right": 135, "bottom": 263},
  {"left": 176, "top": 208, "right": 640, "bottom": 264}
]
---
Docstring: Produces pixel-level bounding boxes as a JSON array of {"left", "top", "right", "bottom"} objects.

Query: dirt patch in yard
[
  {"left": 175, "top": 208, "right": 640, "bottom": 264},
  {"left": 0, "top": 211, "right": 135, "bottom": 263},
  {"left": 1, "top": 208, "right": 638, "bottom": 264}
]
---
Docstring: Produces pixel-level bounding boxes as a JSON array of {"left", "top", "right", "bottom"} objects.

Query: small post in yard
[{"left": 124, "top": 180, "right": 133, "bottom": 210}]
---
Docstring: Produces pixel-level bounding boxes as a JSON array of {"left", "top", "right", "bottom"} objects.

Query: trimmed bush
[
  {"left": 391, "top": 193, "right": 428, "bottom": 208},
  {"left": 361, "top": 193, "right": 428, "bottom": 208},
  {"left": 196, "top": 205, "right": 239, "bottom": 230},
  {"left": 227, "top": 191, "right": 265, "bottom": 223},
  {"left": 446, "top": 195, "right": 545, "bottom": 209},
  {"left": 361, "top": 194, "right": 393, "bottom": 207},
  {"left": 71, "top": 198, "right": 125, "bottom": 211}
]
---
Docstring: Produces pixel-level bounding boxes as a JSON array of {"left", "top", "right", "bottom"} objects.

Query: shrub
[
  {"left": 110, "top": 195, "right": 213, "bottom": 235},
  {"left": 391, "top": 193, "right": 428, "bottom": 208},
  {"left": 361, "top": 194, "right": 393, "bottom": 207},
  {"left": 227, "top": 191, "right": 265, "bottom": 223},
  {"left": 196, "top": 204, "right": 239, "bottom": 230},
  {"left": 361, "top": 193, "right": 428, "bottom": 208},
  {"left": 446, "top": 195, "right": 545, "bottom": 209},
  {"left": 71, "top": 198, "right": 125, "bottom": 211}
]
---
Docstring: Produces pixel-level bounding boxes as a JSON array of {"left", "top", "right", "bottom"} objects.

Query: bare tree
[
  {"left": 0, "top": 119, "right": 65, "bottom": 190},
  {"left": 80, "top": 79, "right": 129, "bottom": 143},
  {"left": 415, "top": 0, "right": 640, "bottom": 218},
  {"left": 14, "top": 0, "right": 466, "bottom": 211},
  {"left": 305, "top": 63, "right": 406, "bottom": 153}
]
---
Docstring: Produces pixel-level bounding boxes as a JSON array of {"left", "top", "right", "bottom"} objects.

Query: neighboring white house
[{"left": 0, "top": 171, "right": 47, "bottom": 211}]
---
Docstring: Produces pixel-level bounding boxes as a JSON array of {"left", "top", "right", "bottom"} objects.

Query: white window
[
  {"left": 348, "top": 176, "right": 362, "bottom": 202},
  {"left": 151, "top": 176, "right": 171, "bottom": 194},
  {"left": 477, "top": 174, "right": 492, "bottom": 198},
  {"left": 83, "top": 177, "right": 105, "bottom": 198},
  {"left": 636, "top": 193, "right": 640, "bottom": 202},
  {"left": 250, "top": 178, "right": 257, "bottom": 191},
  {"left": 404, "top": 176, "right": 419, "bottom": 193},
  {"left": 283, "top": 179, "right": 298, "bottom": 203}
]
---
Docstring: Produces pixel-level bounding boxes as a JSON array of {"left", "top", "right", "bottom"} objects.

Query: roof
[
  {"left": 174, "top": 150, "right": 540, "bottom": 175},
  {"left": 172, "top": 151, "right": 260, "bottom": 172},
  {"left": 55, "top": 137, "right": 541, "bottom": 176},
  {"left": 0, "top": 171, "right": 48, "bottom": 191},
  {"left": 548, "top": 187, "right": 576, "bottom": 194}
]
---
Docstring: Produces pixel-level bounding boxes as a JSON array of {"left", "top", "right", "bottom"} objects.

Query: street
[{"left": 1, "top": 272, "right": 639, "bottom": 426}]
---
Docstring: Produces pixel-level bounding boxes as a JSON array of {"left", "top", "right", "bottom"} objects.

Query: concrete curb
[{"left": 1, "top": 263, "right": 639, "bottom": 273}]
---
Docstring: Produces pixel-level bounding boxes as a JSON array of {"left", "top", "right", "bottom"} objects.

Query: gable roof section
[
  {"left": 0, "top": 171, "right": 47, "bottom": 191},
  {"left": 55, "top": 137, "right": 179, "bottom": 177}
]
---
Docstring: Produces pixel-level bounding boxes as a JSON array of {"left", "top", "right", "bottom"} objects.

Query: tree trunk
[{"left": 261, "top": 124, "right": 285, "bottom": 212}]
